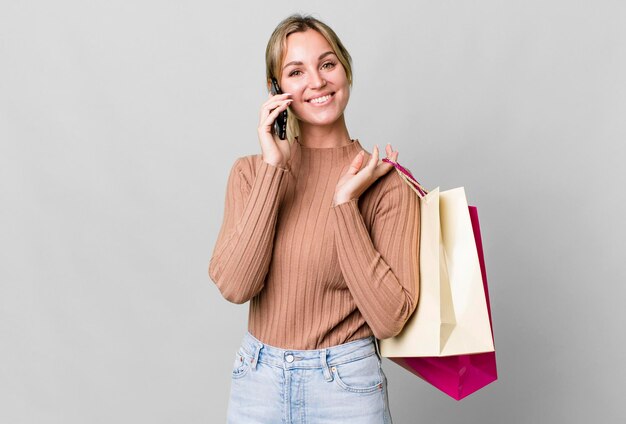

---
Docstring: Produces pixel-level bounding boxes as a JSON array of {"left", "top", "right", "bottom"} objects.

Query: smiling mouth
[{"left": 307, "top": 92, "right": 335, "bottom": 104}]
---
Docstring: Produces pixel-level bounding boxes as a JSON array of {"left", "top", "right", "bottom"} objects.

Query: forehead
[{"left": 283, "top": 30, "right": 333, "bottom": 60}]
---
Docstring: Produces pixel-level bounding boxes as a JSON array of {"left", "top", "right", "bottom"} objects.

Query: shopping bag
[
  {"left": 379, "top": 160, "right": 494, "bottom": 357},
  {"left": 378, "top": 158, "right": 497, "bottom": 400}
]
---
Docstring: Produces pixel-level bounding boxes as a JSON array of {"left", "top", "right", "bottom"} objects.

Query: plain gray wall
[{"left": 1, "top": 1, "right": 624, "bottom": 423}]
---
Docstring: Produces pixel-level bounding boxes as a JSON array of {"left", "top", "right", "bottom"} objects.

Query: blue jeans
[{"left": 227, "top": 331, "right": 393, "bottom": 423}]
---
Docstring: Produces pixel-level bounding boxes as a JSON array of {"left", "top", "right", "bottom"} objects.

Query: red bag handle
[{"left": 382, "top": 158, "right": 429, "bottom": 197}]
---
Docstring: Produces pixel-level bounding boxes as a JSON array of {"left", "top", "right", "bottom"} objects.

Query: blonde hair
[{"left": 265, "top": 14, "right": 353, "bottom": 144}]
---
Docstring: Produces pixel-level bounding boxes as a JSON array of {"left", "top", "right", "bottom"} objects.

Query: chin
[
  {"left": 298, "top": 107, "right": 347, "bottom": 126},
  {"left": 301, "top": 115, "right": 343, "bottom": 127}
]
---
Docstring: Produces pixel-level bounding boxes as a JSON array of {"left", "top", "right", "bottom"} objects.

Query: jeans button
[{"left": 285, "top": 354, "right": 294, "bottom": 363}]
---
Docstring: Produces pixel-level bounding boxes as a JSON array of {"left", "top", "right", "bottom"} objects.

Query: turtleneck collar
[
  {"left": 294, "top": 136, "right": 363, "bottom": 156},
  {"left": 283, "top": 137, "right": 365, "bottom": 179}
]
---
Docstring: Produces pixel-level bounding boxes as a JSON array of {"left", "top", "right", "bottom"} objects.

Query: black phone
[{"left": 270, "top": 76, "right": 288, "bottom": 140}]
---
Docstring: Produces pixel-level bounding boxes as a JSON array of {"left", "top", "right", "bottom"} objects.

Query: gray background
[{"left": 1, "top": 1, "right": 624, "bottom": 423}]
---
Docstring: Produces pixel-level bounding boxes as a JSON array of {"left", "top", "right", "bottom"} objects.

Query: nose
[{"left": 309, "top": 70, "right": 326, "bottom": 89}]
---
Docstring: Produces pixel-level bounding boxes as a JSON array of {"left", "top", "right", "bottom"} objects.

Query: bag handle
[{"left": 382, "top": 158, "right": 429, "bottom": 197}]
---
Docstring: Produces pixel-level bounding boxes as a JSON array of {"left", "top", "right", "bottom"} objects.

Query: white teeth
[{"left": 309, "top": 94, "right": 331, "bottom": 104}]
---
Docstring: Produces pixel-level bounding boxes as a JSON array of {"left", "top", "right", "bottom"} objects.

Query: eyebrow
[{"left": 283, "top": 51, "right": 336, "bottom": 70}]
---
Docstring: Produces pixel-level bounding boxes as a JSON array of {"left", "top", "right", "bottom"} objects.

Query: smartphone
[{"left": 270, "top": 76, "right": 288, "bottom": 140}]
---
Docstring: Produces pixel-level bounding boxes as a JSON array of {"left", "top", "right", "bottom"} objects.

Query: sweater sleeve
[
  {"left": 330, "top": 174, "right": 420, "bottom": 340},
  {"left": 208, "top": 156, "right": 289, "bottom": 304}
]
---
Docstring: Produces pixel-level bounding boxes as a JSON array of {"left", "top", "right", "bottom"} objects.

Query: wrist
[
  {"left": 332, "top": 196, "right": 355, "bottom": 207},
  {"left": 262, "top": 157, "right": 288, "bottom": 170}
]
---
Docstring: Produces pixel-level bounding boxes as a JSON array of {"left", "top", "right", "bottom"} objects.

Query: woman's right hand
[{"left": 257, "top": 92, "right": 293, "bottom": 169}]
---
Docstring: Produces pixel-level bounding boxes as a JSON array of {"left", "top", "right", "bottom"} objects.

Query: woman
[{"left": 209, "top": 14, "right": 420, "bottom": 423}]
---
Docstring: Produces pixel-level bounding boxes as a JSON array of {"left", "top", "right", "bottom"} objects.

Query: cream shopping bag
[{"left": 379, "top": 162, "right": 495, "bottom": 357}]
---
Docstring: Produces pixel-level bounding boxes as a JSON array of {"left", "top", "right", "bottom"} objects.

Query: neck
[{"left": 297, "top": 114, "right": 352, "bottom": 148}]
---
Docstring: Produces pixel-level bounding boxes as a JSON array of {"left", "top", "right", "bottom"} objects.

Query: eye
[
  {"left": 322, "top": 61, "right": 336, "bottom": 69},
  {"left": 288, "top": 70, "right": 302, "bottom": 77}
]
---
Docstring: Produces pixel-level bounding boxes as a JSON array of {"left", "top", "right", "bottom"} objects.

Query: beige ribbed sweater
[{"left": 209, "top": 138, "right": 420, "bottom": 349}]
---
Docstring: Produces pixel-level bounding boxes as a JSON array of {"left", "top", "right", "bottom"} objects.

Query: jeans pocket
[
  {"left": 331, "top": 353, "right": 383, "bottom": 394},
  {"left": 231, "top": 347, "right": 252, "bottom": 379}
]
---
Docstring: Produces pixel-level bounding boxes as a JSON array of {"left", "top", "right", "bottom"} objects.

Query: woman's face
[{"left": 279, "top": 29, "right": 350, "bottom": 128}]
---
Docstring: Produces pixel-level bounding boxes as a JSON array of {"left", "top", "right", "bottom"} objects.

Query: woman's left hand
[{"left": 332, "top": 143, "right": 399, "bottom": 207}]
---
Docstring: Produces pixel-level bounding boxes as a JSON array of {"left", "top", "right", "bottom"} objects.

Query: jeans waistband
[{"left": 239, "top": 331, "right": 381, "bottom": 382}]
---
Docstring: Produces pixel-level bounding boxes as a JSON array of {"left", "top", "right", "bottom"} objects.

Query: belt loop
[
  {"left": 321, "top": 348, "right": 333, "bottom": 382},
  {"left": 374, "top": 337, "right": 382, "bottom": 364},
  {"left": 251, "top": 341, "right": 263, "bottom": 370}
]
